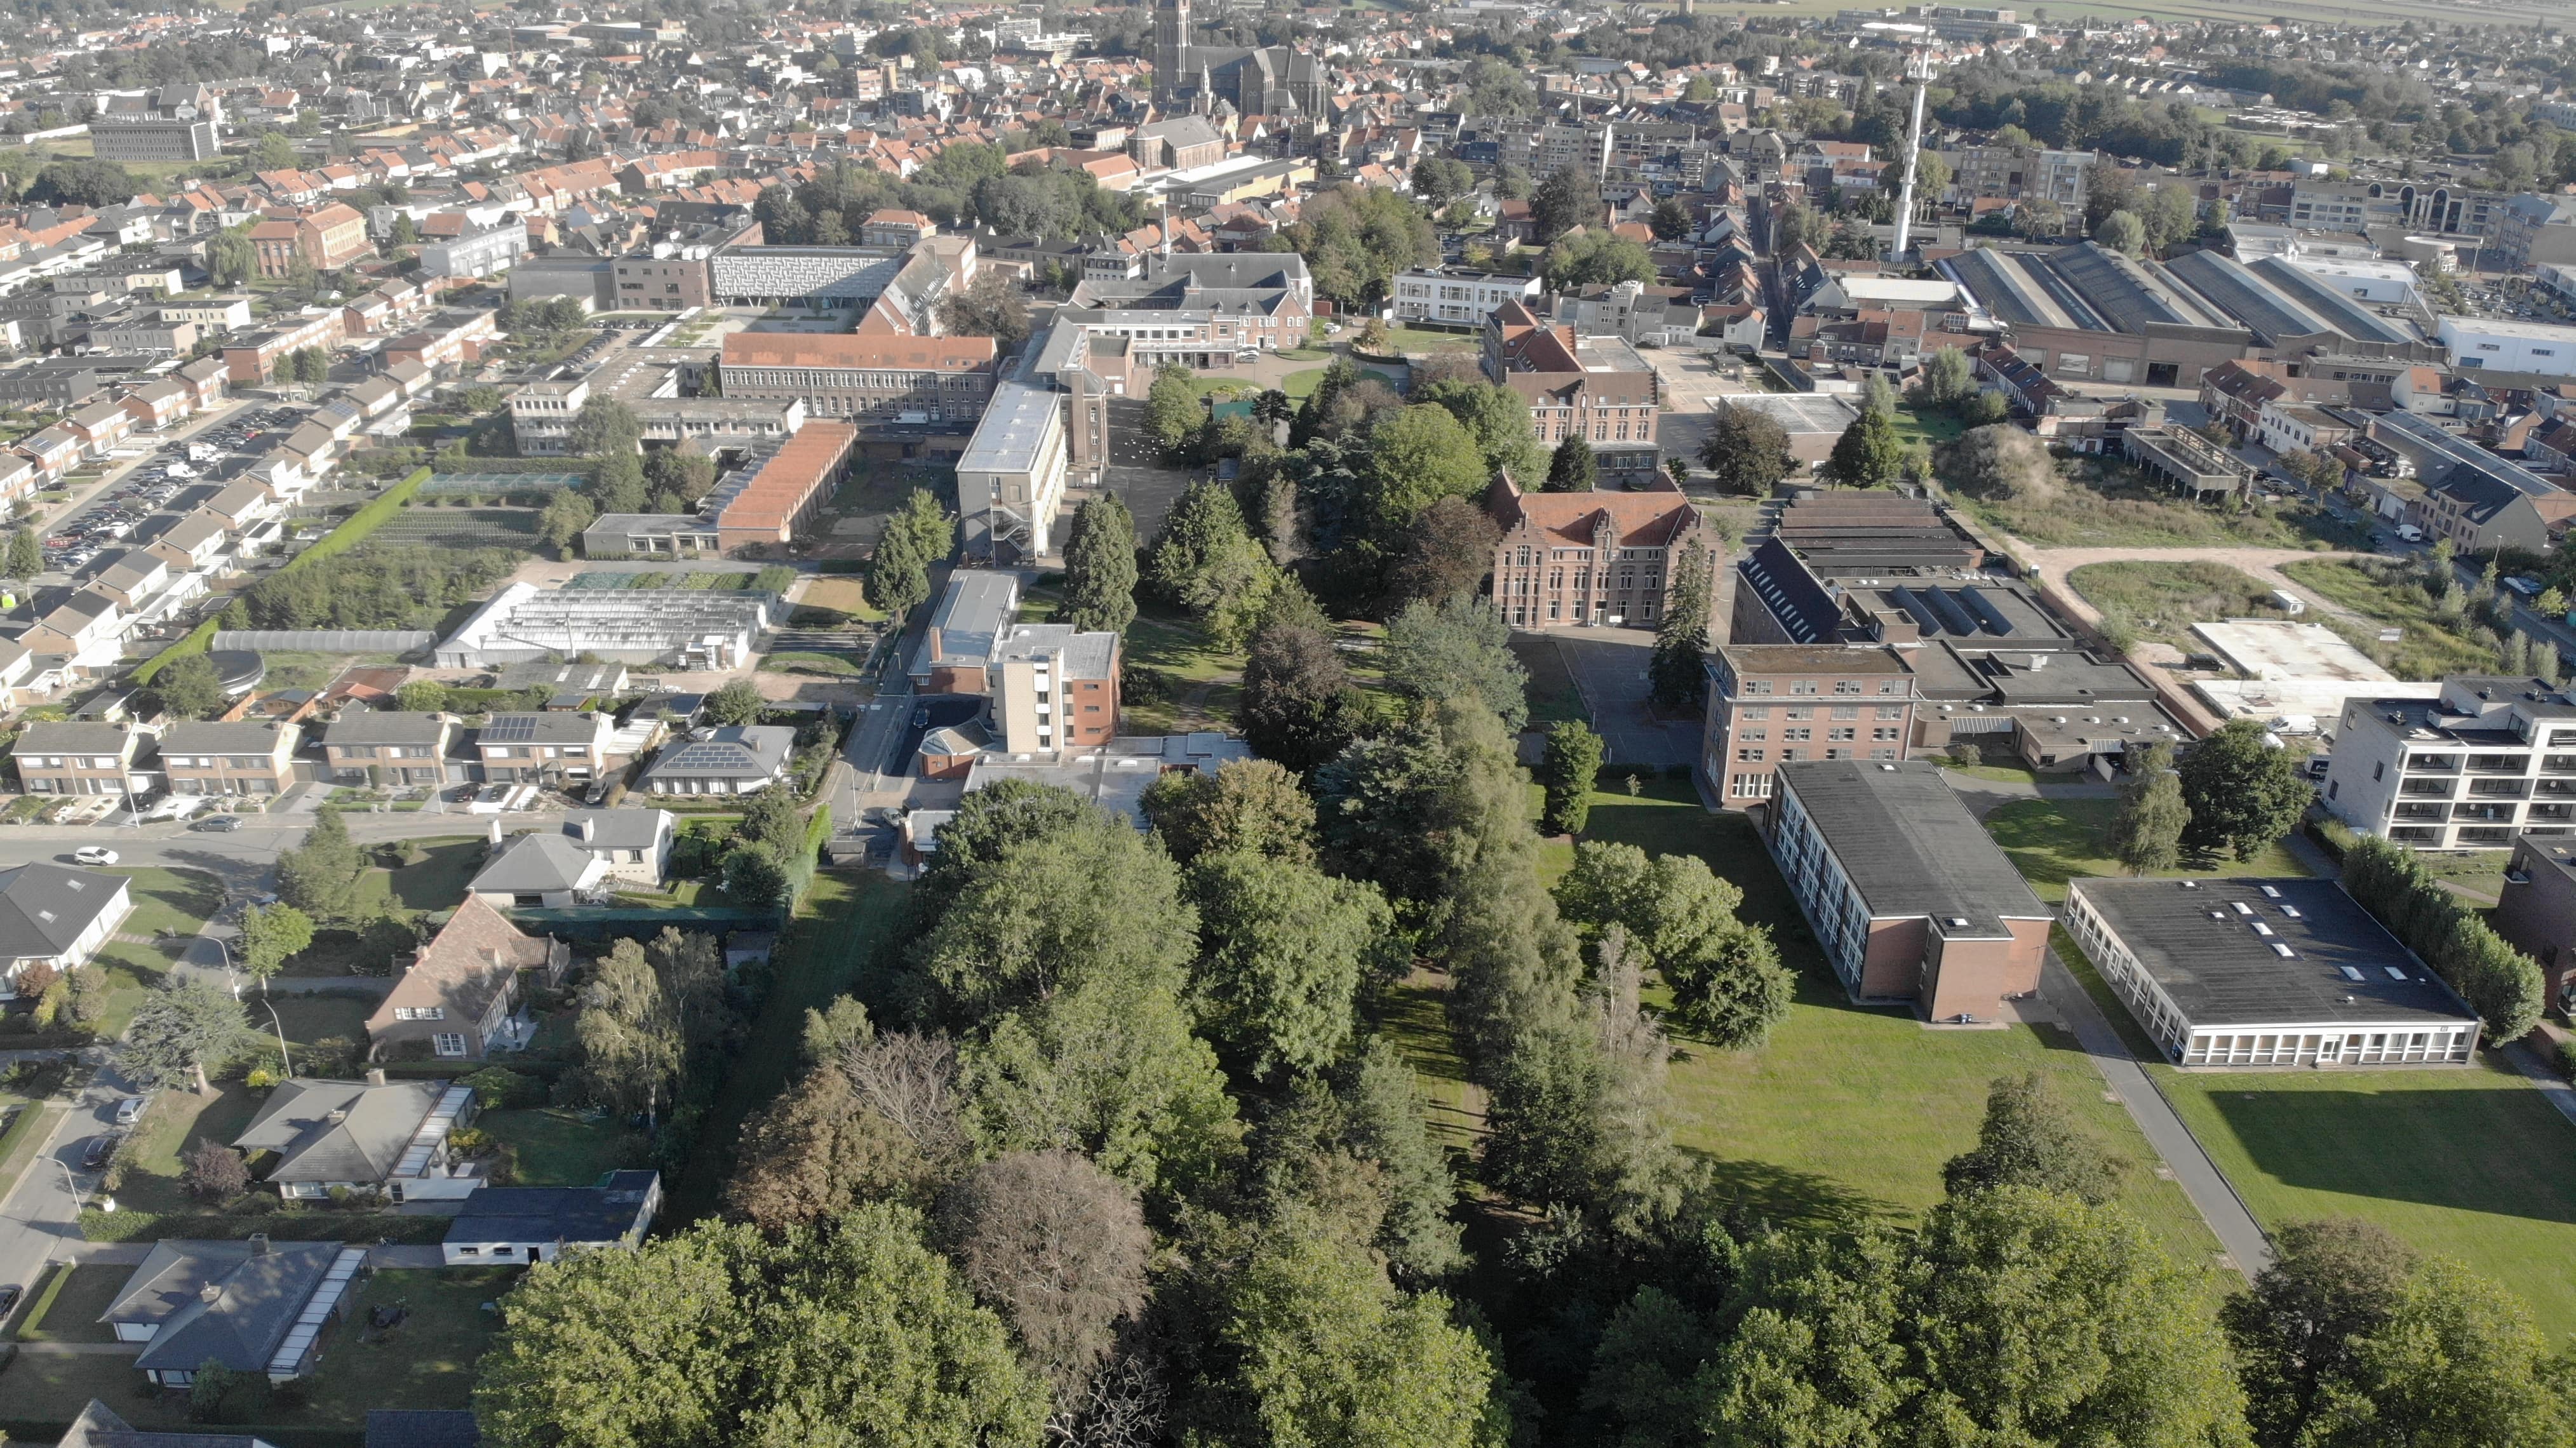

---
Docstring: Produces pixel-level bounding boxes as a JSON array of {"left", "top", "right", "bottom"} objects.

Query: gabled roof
[
  {"left": 326, "top": 709, "right": 451, "bottom": 747},
  {"left": 116, "top": 1238, "right": 341, "bottom": 1375},
  {"left": 0, "top": 863, "right": 127, "bottom": 963},
  {"left": 640, "top": 724, "right": 796, "bottom": 782},
  {"left": 1489, "top": 473, "right": 1698, "bottom": 549}
]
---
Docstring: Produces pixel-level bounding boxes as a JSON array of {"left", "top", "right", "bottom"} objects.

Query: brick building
[
  {"left": 160, "top": 720, "right": 300, "bottom": 798},
  {"left": 1700, "top": 643, "right": 1917, "bottom": 806},
  {"left": 718, "top": 332, "right": 998, "bottom": 425},
  {"left": 1486, "top": 471, "right": 1704, "bottom": 631},
  {"left": 1482, "top": 298, "right": 1663, "bottom": 483},
  {"left": 249, "top": 203, "right": 370, "bottom": 276}
]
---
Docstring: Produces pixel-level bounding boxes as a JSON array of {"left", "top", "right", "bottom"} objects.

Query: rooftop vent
[
  {"left": 1945, "top": 916, "right": 1970, "bottom": 927},
  {"left": 1879, "top": 763, "right": 1896, "bottom": 771}
]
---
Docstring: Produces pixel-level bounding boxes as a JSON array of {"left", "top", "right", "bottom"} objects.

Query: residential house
[
  {"left": 2489, "top": 833, "right": 2576, "bottom": 1012},
  {"left": 636, "top": 724, "right": 798, "bottom": 796},
  {"left": 234, "top": 1073, "right": 481, "bottom": 1200},
  {"left": 474, "top": 712, "right": 612, "bottom": 786},
  {"left": 466, "top": 831, "right": 610, "bottom": 908},
  {"left": 439, "top": 1170, "right": 661, "bottom": 1266},
  {"left": 365, "top": 895, "right": 567, "bottom": 1061},
  {"left": 15, "top": 721, "right": 140, "bottom": 796},
  {"left": 159, "top": 720, "right": 299, "bottom": 797},
  {"left": 144, "top": 512, "right": 231, "bottom": 575},
  {"left": 52, "top": 1399, "right": 286, "bottom": 1447},
  {"left": 560, "top": 808, "right": 675, "bottom": 886},
  {"left": 65, "top": 399, "right": 133, "bottom": 456},
  {"left": 20, "top": 589, "right": 125, "bottom": 668},
  {"left": 323, "top": 709, "right": 455, "bottom": 785},
  {"left": 102, "top": 1237, "right": 354, "bottom": 1388},
  {"left": 0, "top": 862, "right": 133, "bottom": 998}
]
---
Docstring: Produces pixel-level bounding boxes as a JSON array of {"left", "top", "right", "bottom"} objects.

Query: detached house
[
  {"left": 467, "top": 831, "right": 610, "bottom": 908},
  {"left": 234, "top": 1072, "right": 484, "bottom": 1201},
  {"left": 561, "top": 808, "right": 676, "bottom": 886},
  {"left": 103, "top": 1237, "right": 354, "bottom": 1388},
  {"left": 0, "top": 862, "right": 134, "bottom": 998},
  {"left": 365, "top": 895, "right": 568, "bottom": 1062},
  {"left": 637, "top": 724, "right": 796, "bottom": 796}
]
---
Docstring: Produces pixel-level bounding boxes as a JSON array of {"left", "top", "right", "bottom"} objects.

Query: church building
[{"left": 1153, "top": 0, "right": 1330, "bottom": 117}]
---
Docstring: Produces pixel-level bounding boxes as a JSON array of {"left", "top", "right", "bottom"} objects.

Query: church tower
[{"left": 1154, "top": 0, "right": 1191, "bottom": 105}]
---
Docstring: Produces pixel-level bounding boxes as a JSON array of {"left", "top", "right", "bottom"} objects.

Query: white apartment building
[
  {"left": 2320, "top": 675, "right": 2576, "bottom": 850},
  {"left": 1391, "top": 267, "right": 1544, "bottom": 329}
]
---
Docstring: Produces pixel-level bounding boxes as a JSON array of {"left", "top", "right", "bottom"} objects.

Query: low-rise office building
[
  {"left": 2065, "top": 876, "right": 2483, "bottom": 1066},
  {"left": 1766, "top": 759, "right": 2052, "bottom": 1019},
  {"left": 1701, "top": 643, "right": 1916, "bottom": 805}
]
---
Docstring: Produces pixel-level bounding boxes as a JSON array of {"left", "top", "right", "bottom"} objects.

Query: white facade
[
  {"left": 2438, "top": 316, "right": 2576, "bottom": 377},
  {"left": 2321, "top": 677, "right": 2576, "bottom": 850},
  {"left": 955, "top": 377, "right": 1068, "bottom": 560},
  {"left": 1390, "top": 268, "right": 1543, "bottom": 328}
]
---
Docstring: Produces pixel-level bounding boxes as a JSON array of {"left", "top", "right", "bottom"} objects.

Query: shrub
[
  {"left": 460, "top": 1066, "right": 540, "bottom": 1109},
  {"left": 182, "top": 1142, "right": 250, "bottom": 1202},
  {"left": 2558, "top": 1037, "right": 2576, "bottom": 1080}
]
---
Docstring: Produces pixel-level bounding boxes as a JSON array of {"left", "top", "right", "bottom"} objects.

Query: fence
[{"left": 213, "top": 631, "right": 434, "bottom": 653}]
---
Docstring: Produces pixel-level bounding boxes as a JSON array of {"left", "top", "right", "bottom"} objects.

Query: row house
[
  {"left": 161, "top": 720, "right": 300, "bottom": 796},
  {"left": 342, "top": 278, "right": 435, "bottom": 336},
  {"left": 118, "top": 379, "right": 194, "bottom": 431},
  {"left": 476, "top": 712, "right": 614, "bottom": 787},
  {"left": 15, "top": 721, "right": 140, "bottom": 796},
  {"left": 144, "top": 512, "right": 231, "bottom": 575},
  {"left": 64, "top": 399, "right": 133, "bottom": 457},
  {"left": 16, "top": 424, "right": 84, "bottom": 483},
  {"left": 325, "top": 709, "right": 455, "bottom": 786}
]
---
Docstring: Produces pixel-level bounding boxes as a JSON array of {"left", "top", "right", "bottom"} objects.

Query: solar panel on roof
[{"left": 481, "top": 716, "right": 537, "bottom": 742}]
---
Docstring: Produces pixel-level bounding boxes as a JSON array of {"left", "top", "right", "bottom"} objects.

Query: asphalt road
[
  {"left": 0, "top": 1057, "right": 138, "bottom": 1304},
  {"left": 1545, "top": 627, "right": 1701, "bottom": 768}
]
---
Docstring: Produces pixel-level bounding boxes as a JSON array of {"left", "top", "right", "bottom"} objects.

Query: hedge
[
  {"left": 80, "top": 1210, "right": 450, "bottom": 1244},
  {"left": 135, "top": 467, "right": 435, "bottom": 683},
  {"left": 2338, "top": 834, "right": 2547, "bottom": 1042}
]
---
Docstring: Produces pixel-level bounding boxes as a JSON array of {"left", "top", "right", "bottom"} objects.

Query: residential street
[{"left": 0, "top": 1057, "right": 137, "bottom": 1305}]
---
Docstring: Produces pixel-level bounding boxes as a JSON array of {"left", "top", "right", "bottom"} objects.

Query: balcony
[
  {"left": 2531, "top": 801, "right": 2576, "bottom": 823},
  {"left": 2465, "top": 753, "right": 2531, "bottom": 775},
  {"left": 2469, "top": 778, "right": 2531, "bottom": 799},
  {"left": 2392, "top": 802, "right": 2449, "bottom": 821},
  {"left": 2544, "top": 754, "right": 2576, "bottom": 775},
  {"left": 2453, "top": 801, "right": 2520, "bottom": 822},
  {"left": 2399, "top": 779, "right": 2456, "bottom": 798},
  {"left": 2404, "top": 754, "right": 2461, "bottom": 774}
]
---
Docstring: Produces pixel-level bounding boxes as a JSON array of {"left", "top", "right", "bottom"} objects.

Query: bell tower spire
[{"left": 1154, "top": 0, "right": 1192, "bottom": 106}]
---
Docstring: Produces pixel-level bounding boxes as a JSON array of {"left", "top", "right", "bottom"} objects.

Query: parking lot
[{"left": 39, "top": 404, "right": 312, "bottom": 579}]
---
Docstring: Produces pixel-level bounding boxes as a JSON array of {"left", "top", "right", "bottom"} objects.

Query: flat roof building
[
  {"left": 1765, "top": 759, "right": 2051, "bottom": 1019},
  {"left": 2064, "top": 876, "right": 2482, "bottom": 1066}
]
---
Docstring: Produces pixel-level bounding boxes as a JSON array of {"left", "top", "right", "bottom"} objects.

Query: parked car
[
  {"left": 189, "top": 814, "right": 243, "bottom": 833},
  {"left": 70, "top": 847, "right": 118, "bottom": 866},
  {"left": 114, "top": 1096, "right": 146, "bottom": 1126},
  {"left": 80, "top": 1133, "right": 119, "bottom": 1169},
  {"left": 0, "top": 1283, "right": 20, "bottom": 1318}
]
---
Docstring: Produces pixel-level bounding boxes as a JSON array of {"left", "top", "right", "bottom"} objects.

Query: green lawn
[
  {"left": 1376, "top": 971, "right": 1483, "bottom": 1160},
  {"left": 297, "top": 1268, "right": 518, "bottom": 1420},
  {"left": 1983, "top": 796, "right": 2311, "bottom": 902},
  {"left": 351, "top": 837, "right": 487, "bottom": 915},
  {"left": 1122, "top": 607, "right": 1247, "bottom": 735},
  {"left": 663, "top": 870, "right": 911, "bottom": 1221},
  {"left": 1888, "top": 403, "right": 1966, "bottom": 454},
  {"left": 15, "top": 1262, "right": 129, "bottom": 1343},
  {"left": 2161, "top": 1061, "right": 2576, "bottom": 1337},
  {"left": 1376, "top": 325, "right": 1480, "bottom": 354},
  {"left": 1539, "top": 782, "right": 2222, "bottom": 1262},
  {"left": 81, "top": 867, "right": 227, "bottom": 1037},
  {"left": 1508, "top": 634, "right": 1588, "bottom": 728},
  {"left": 108, "top": 1079, "right": 264, "bottom": 1214},
  {"left": 478, "top": 1107, "right": 643, "bottom": 1186},
  {"left": 1279, "top": 368, "right": 1329, "bottom": 399},
  {"left": 2067, "top": 560, "right": 2294, "bottom": 655},
  {"left": 2282, "top": 557, "right": 2509, "bottom": 679}
]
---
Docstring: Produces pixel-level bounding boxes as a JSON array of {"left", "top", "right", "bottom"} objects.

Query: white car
[{"left": 71, "top": 847, "right": 119, "bottom": 866}]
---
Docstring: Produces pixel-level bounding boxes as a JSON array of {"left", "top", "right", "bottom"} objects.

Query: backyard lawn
[
  {"left": 87, "top": 868, "right": 226, "bottom": 1036},
  {"left": 2067, "top": 560, "right": 2295, "bottom": 655},
  {"left": 2154, "top": 1061, "right": 2576, "bottom": 1339},
  {"left": 1532, "top": 781, "right": 2223, "bottom": 1263},
  {"left": 1122, "top": 607, "right": 1247, "bottom": 735},
  {"left": 290, "top": 838, "right": 486, "bottom": 975},
  {"left": 107, "top": 1079, "right": 264, "bottom": 1214},
  {"left": 2282, "top": 556, "right": 2511, "bottom": 679},
  {"left": 13, "top": 1261, "right": 130, "bottom": 1342},
  {"left": 478, "top": 1107, "right": 643, "bottom": 1187},
  {"left": 1378, "top": 325, "right": 1480, "bottom": 353},
  {"left": 1983, "top": 796, "right": 2311, "bottom": 902},
  {"left": 298, "top": 1268, "right": 518, "bottom": 1420}
]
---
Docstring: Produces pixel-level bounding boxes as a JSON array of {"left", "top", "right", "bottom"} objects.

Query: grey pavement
[
  {"left": 0, "top": 1059, "right": 132, "bottom": 1298},
  {"left": 1542, "top": 628, "right": 1698, "bottom": 767},
  {"left": 2502, "top": 1040, "right": 2576, "bottom": 1130},
  {"left": 2038, "top": 951, "right": 2274, "bottom": 1277}
]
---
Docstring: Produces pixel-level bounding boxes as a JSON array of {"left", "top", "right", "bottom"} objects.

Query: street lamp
[
  {"left": 53, "top": 1158, "right": 86, "bottom": 1212},
  {"left": 262, "top": 1000, "right": 293, "bottom": 1078}
]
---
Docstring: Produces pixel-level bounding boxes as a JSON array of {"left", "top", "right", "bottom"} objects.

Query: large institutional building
[{"left": 1151, "top": 0, "right": 1329, "bottom": 114}]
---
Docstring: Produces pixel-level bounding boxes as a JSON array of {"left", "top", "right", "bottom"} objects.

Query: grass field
[
  {"left": 662, "top": 869, "right": 911, "bottom": 1221},
  {"left": 1983, "top": 796, "right": 2311, "bottom": 902},
  {"left": 86, "top": 868, "right": 225, "bottom": 1036},
  {"left": 348, "top": 837, "right": 485, "bottom": 918},
  {"left": 479, "top": 1107, "right": 643, "bottom": 1187},
  {"left": 2156, "top": 1062, "right": 2576, "bottom": 1337},
  {"left": 15, "top": 1262, "right": 128, "bottom": 1343},
  {"left": 2282, "top": 557, "right": 2510, "bottom": 680},
  {"left": 1122, "top": 605, "right": 1247, "bottom": 735},
  {"left": 2067, "top": 560, "right": 2294, "bottom": 655},
  {"left": 795, "top": 574, "right": 883, "bottom": 624},
  {"left": 109, "top": 1079, "right": 263, "bottom": 1214},
  {"left": 1522, "top": 780, "right": 2221, "bottom": 1261},
  {"left": 1887, "top": 403, "right": 1966, "bottom": 455},
  {"left": 1376, "top": 326, "right": 1480, "bottom": 354},
  {"left": 1959, "top": 458, "right": 2367, "bottom": 551}
]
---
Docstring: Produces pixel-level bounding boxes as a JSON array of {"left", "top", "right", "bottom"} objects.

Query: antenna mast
[{"left": 1889, "top": 59, "right": 1930, "bottom": 263}]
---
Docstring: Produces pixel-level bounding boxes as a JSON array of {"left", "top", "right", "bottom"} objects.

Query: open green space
[
  {"left": 1886, "top": 403, "right": 1966, "bottom": 455},
  {"left": 663, "top": 869, "right": 911, "bottom": 1221},
  {"left": 1376, "top": 326, "right": 1479, "bottom": 354},
  {"left": 1983, "top": 796, "right": 2311, "bottom": 902},
  {"left": 351, "top": 837, "right": 485, "bottom": 916},
  {"left": 2282, "top": 557, "right": 2510, "bottom": 680},
  {"left": 1120, "top": 606, "right": 1246, "bottom": 736},
  {"left": 107, "top": 1079, "right": 264, "bottom": 1215},
  {"left": 0, "top": 1095, "right": 63, "bottom": 1220},
  {"left": 2067, "top": 560, "right": 2293, "bottom": 655},
  {"left": 81, "top": 868, "right": 227, "bottom": 1038},
  {"left": 1531, "top": 781, "right": 2220, "bottom": 1261},
  {"left": 15, "top": 1262, "right": 129, "bottom": 1343},
  {"left": 1507, "top": 633, "right": 1588, "bottom": 728},
  {"left": 2159, "top": 1062, "right": 2576, "bottom": 1338},
  {"left": 478, "top": 1107, "right": 642, "bottom": 1187},
  {"left": 1957, "top": 457, "right": 2367, "bottom": 551}
]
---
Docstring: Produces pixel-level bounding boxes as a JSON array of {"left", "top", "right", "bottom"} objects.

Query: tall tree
[
  {"left": 150, "top": 652, "right": 227, "bottom": 720},
  {"left": 474, "top": 1205, "right": 1046, "bottom": 1448},
  {"left": 124, "top": 979, "right": 253, "bottom": 1095},
  {"left": 2108, "top": 741, "right": 2190, "bottom": 875},
  {"left": 574, "top": 937, "right": 685, "bottom": 1129},
  {"left": 1149, "top": 480, "right": 1275, "bottom": 650},
  {"left": 1137, "top": 758, "right": 1317, "bottom": 868},
  {"left": 1381, "top": 599, "right": 1529, "bottom": 730},
  {"left": 238, "top": 903, "right": 314, "bottom": 990},
  {"left": 2178, "top": 718, "right": 2316, "bottom": 861},
  {"left": 1663, "top": 923, "right": 1794, "bottom": 1049},
  {"left": 869, "top": 488, "right": 951, "bottom": 622},
  {"left": 933, "top": 270, "right": 1032, "bottom": 349},
  {"left": 1942, "top": 1071, "right": 2124, "bottom": 1204},
  {"left": 1698, "top": 403, "right": 1797, "bottom": 497},
  {"left": 944, "top": 1150, "right": 1151, "bottom": 1409},
  {"left": 1530, "top": 164, "right": 1602, "bottom": 242},
  {"left": 1540, "top": 720, "right": 1604, "bottom": 836},
  {"left": 1419, "top": 379, "right": 1542, "bottom": 479},
  {"left": 1823, "top": 406, "right": 1905, "bottom": 489},
  {"left": 275, "top": 807, "right": 364, "bottom": 921},
  {"left": 1387, "top": 495, "right": 1503, "bottom": 610},
  {"left": 1649, "top": 542, "right": 1714, "bottom": 712},
  {"left": 1058, "top": 493, "right": 1139, "bottom": 636},
  {"left": 4, "top": 526, "right": 41, "bottom": 580},
  {"left": 1146, "top": 365, "right": 1202, "bottom": 453},
  {"left": 1545, "top": 434, "right": 1597, "bottom": 493},
  {"left": 724, "top": 1068, "right": 944, "bottom": 1230},
  {"left": 1238, "top": 587, "right": 1362, "bottom": 772},
  {"left": 1188, "top": 852, "right": 1397, "bottom": 1080},
  {"left": 1362, "top": 405, "right": 1493, "bottom": 543},
  {"left": 2224, "top": 1218, "right": 2421, "bottom": 1448}
]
